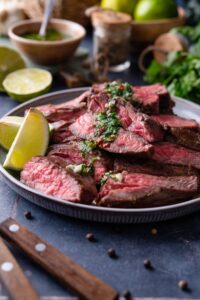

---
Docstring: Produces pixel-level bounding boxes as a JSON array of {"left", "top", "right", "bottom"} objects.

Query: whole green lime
[
  {"left": 134, "top": 0, "right": 178, "bottom": 21},
  {"left": 101, "top": 0, "right": 138, "bottom": 15}
]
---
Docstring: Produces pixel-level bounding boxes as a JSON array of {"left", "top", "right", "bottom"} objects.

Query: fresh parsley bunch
[{"left": 144, "top": 51, "right": 200, "bottom": 103}]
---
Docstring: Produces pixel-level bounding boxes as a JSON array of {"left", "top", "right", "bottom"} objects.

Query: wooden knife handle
[
  {"left": 0, "top": 237, "right": 39, "bottom": 300},
  {"left": 0, "top": 218, "right": 118, "bottom": 300}
]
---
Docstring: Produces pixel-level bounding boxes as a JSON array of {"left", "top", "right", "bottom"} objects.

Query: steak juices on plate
[{"left": 21, "top": 81, "right": 200, "bottom": 208}]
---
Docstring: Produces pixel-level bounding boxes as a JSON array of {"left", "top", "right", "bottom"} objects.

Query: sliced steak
[
  {"left": 118, "top": 103, "right": 164, "bottom": 142},
  {"left": 132, "top": 84, "right": 174, "bottom": 114},
  {"left": 99, "top": 172, "right": 198, "bottom": 207},
  {"left": 88, "top": 92, "right": 109, "bottom": 113},
  {"left": 63, "top": 90, "right": 90, "bottom": 106},
  {"left": 152, "top": 114, "right": 199, "bottom": 130},
  {"left": 21, "top": 156, "right": 97, "bottom": 203},
  {"left": 101, "top": 129, "right": 153, "bottom": 156},
  {"left": 169, "top": 128, "right": 200, "bottom": 151},
  {"left": 51, "top": 121, "right": 79, "bottom": 144},
  {"left": 153, "top": 142, "right": 200, "bottom": 170},
  {"left": 69, "top": 113, "right": 153, "bottom": 157},
  {"left": 114, "top": 157, "right": 198, "bottom": 176},
  {"left": 37, "top": 102, "right": 86, "bottom": 123},
  {"left": 48, "top": 143, "right": 112, "bottom": 183},
  {"left": 69, "top": 112, "right": 95, "bottom": 140}
]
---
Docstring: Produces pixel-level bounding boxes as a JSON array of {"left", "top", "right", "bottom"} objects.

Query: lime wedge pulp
[
  {"left": 3, "top": 68, "right": 52, "bottom": 102},
  {"left": 0, "top": 46, "right": 26, "bottom": 91},
  {"left": 0, "top": 116, "right": 24, "bottom": 150},
  {"left": 3, "top": 108, "right": 50, "bottom": 170}
]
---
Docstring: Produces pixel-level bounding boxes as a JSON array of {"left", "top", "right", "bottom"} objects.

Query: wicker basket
[{"left": 21, "top": 0, "right": 99, "bottom": 26}]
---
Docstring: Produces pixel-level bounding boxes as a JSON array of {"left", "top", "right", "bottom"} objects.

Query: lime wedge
[
  {"left": 0, "top": 116, "right": 24, "bottom": 150},
  {"left": 0, "top": 46, "right": 26, "bottom": 91},
  {"left": 3, "top": 108, "right": 49, "bottom": 170},
  {"left": 3, "top": 68, "right": 52, "bottom": 102}
]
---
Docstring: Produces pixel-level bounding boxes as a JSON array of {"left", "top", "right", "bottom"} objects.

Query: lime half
[
  {"left": 0, "top": 116, "right": 24, "bottom": 150},
  {"left": 0, "top": 46, "right": 26, "bottom": 91},
  {"left": 3, "top": 108, "right": 49, "bottom": 170},
  {"left": 3, "top": 68, "right": 52, "bottom": 102}
]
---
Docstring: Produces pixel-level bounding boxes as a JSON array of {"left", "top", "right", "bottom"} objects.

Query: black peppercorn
[
  {"left": 85, "top": 233, "right": 95, "bottom": 242},
  {"left": 24, "top": 211, "right": 34, "bottom": 220},
  {"left": 121, "top": 289, "right": 132, "bottom": 299},
  {"left": 143, "top": 259, "right": 153, "bottom": 269},
  {"left": 107, "top": 248, "right": 117, "bottom": 258},
  {"left": 178, "top": 280, "right": 188, "bottom": 290}
]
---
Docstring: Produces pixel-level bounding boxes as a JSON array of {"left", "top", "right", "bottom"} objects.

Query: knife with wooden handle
[
  {"left": 0, "top": 218, "right": 118, "bottom": 300},
  {"left": 0, "top": 237, "right": 39, "bottom": 300}
]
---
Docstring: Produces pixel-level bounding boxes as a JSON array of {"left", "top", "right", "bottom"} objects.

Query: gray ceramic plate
[{"left": 1, "top": 88, "right": 200, "bottom": 223}]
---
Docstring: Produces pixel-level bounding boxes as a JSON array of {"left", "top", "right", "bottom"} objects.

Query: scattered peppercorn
[
  {"left": 24, "top": 211, "right": 34, "bottom": 220},
  {"left": 85, "top": 233, "right": 95, "bottom": 242},
  {"left": 178, "top": 280, "right": 188, "bottom": 290},
  {"left": 143, "top": 259, "right": 153, "bottom": 269},
  {"left": 151, "top": 228, "right": 158, "bottom": 235},
  {"left": 107, "top": 248, "right": 117, "bottom": 258},
  {"left": 121, "top": 289, "right": 132, "bottom": 300}
]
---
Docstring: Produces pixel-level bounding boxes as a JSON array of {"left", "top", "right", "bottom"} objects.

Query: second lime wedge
[
  {"left": 3, "top": 108, "right": 49, "bottom": 170},
  {"left": 0, "top": 116, "right": 24, "bottom": 150},
  {"left": 3, "top": 68, "right": 52, "bottom": 102}
]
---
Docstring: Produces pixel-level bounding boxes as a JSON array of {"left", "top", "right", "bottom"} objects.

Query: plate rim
[{"left": 1, "top": 87, "right": 200, "bottom": 216}]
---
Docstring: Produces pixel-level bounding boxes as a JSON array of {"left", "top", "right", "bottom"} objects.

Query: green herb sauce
[
  {"left": 106, "top": 81, "right": 132, "bottom": 101},
  {"left": 100, "top": 171, "right": 123, "bottom": 186},
  {"left": 95, "top": 111, "right": 121, "bottom": 142},
  {"left": 67, "top": 163, "right": 94, "bottom": 176},
  {"left": 21, "top": 29, "right": 70, "bottom": 42},
  {"left": 79, "top": 140, "right": 97, "bottom": 156}
]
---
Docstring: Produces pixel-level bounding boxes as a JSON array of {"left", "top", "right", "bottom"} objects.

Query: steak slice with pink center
[
  {"left": 101, "top": 129, "right": 153, "bottom": 156},
  {"left": 153, "top": 142, "right": 200, "bottom": 170},
  {"left": 169, "top": 128, "right": 200, "bottom": 151},
  {"left": 69, "top": 113, "right": 153, "bottom": 157},
  {"left": 99, "top": 172, "right": 199, "bottom": 207},
  {"left": 69, "top": 112, "right": 95, "bottom": 140},
  {"left": 21, "top": 156, "right": 97, "bottom": 203},
  {"left": 37, "top": 95, "right": 87, "bottom": 123},
  {"left": 48, "top": 143, "right": 112, "bottom": 183},
  {"left": 151, "top": 114, "right": 199, "bottom": 130},
  {"left": 118, "top": 103, "right": 164, "bottom": 142},
  {"left": 151, "top": 115, "right": 200, "bottom": 151},
  {"left": 132, "top": 84, "right": 174, "bottom": 114},
  {"left": 114, "top": 157, "right": 198, "bottom": 176}
]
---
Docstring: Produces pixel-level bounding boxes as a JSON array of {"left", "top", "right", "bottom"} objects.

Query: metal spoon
[{"left": 39, "top": 0, "right": 55, "bottom": 37}]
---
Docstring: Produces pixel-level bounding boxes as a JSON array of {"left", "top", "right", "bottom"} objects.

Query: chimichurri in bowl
[
  {"left": 21, "top": 29, "right": 72, "bottom": 42},
  {"left": 8, "top": 19, "right": 86, "bottom": 65}
]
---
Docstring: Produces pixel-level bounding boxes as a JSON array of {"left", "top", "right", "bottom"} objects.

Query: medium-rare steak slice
[
  {"left": 88, "top": 91, "right": 109, "bottom": 113},
  {"left": 69, "top": 113, "right": 153, "bottom": 157},
  {"left": 151, "top": 114, "right": 199, "bottom": 130},
  {"left": 101, "top": 129, "right": 153, "bottom": 156},
  {"left": 69, "top": 112, "right": 95, "bottom": 140},
  {"left": 114, "top": 157, "right": 198, "bottom": 176},
  {"left": 99, "top": 172, "right": 198, "bottom": 207},
  {"left": 118, "top": 103, "right": 164, "bottom": 142},
  {"left": 50, "top": 120, "right": 79, "bottom": 144},
  {"left": 62, "top": 90, "right": 90, "bottom": 106},
  {"left": 21, "top": 156, "right": 97, "bottom": 203},
  {"left": 169, "top": 128, "right": 200, "bottom": 151},
  {"left": 132, "top": 84, "right": 174, "bottom": 114},
  {"left": 48, "top": 142, "right": 112, "bottom": 183},
  {"left": 151, "top": 115, "right": 200, "bottom": 150},
  {"left": 153, "top": 142, "right": 200, "bottom": 170},
  {"left": 37, "top": 101, "right": 86, "bottom": 123}
]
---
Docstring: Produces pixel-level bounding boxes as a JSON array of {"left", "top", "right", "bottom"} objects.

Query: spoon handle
[{"left": 39, "top": 0, "right": 55, "bottom": 37}]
